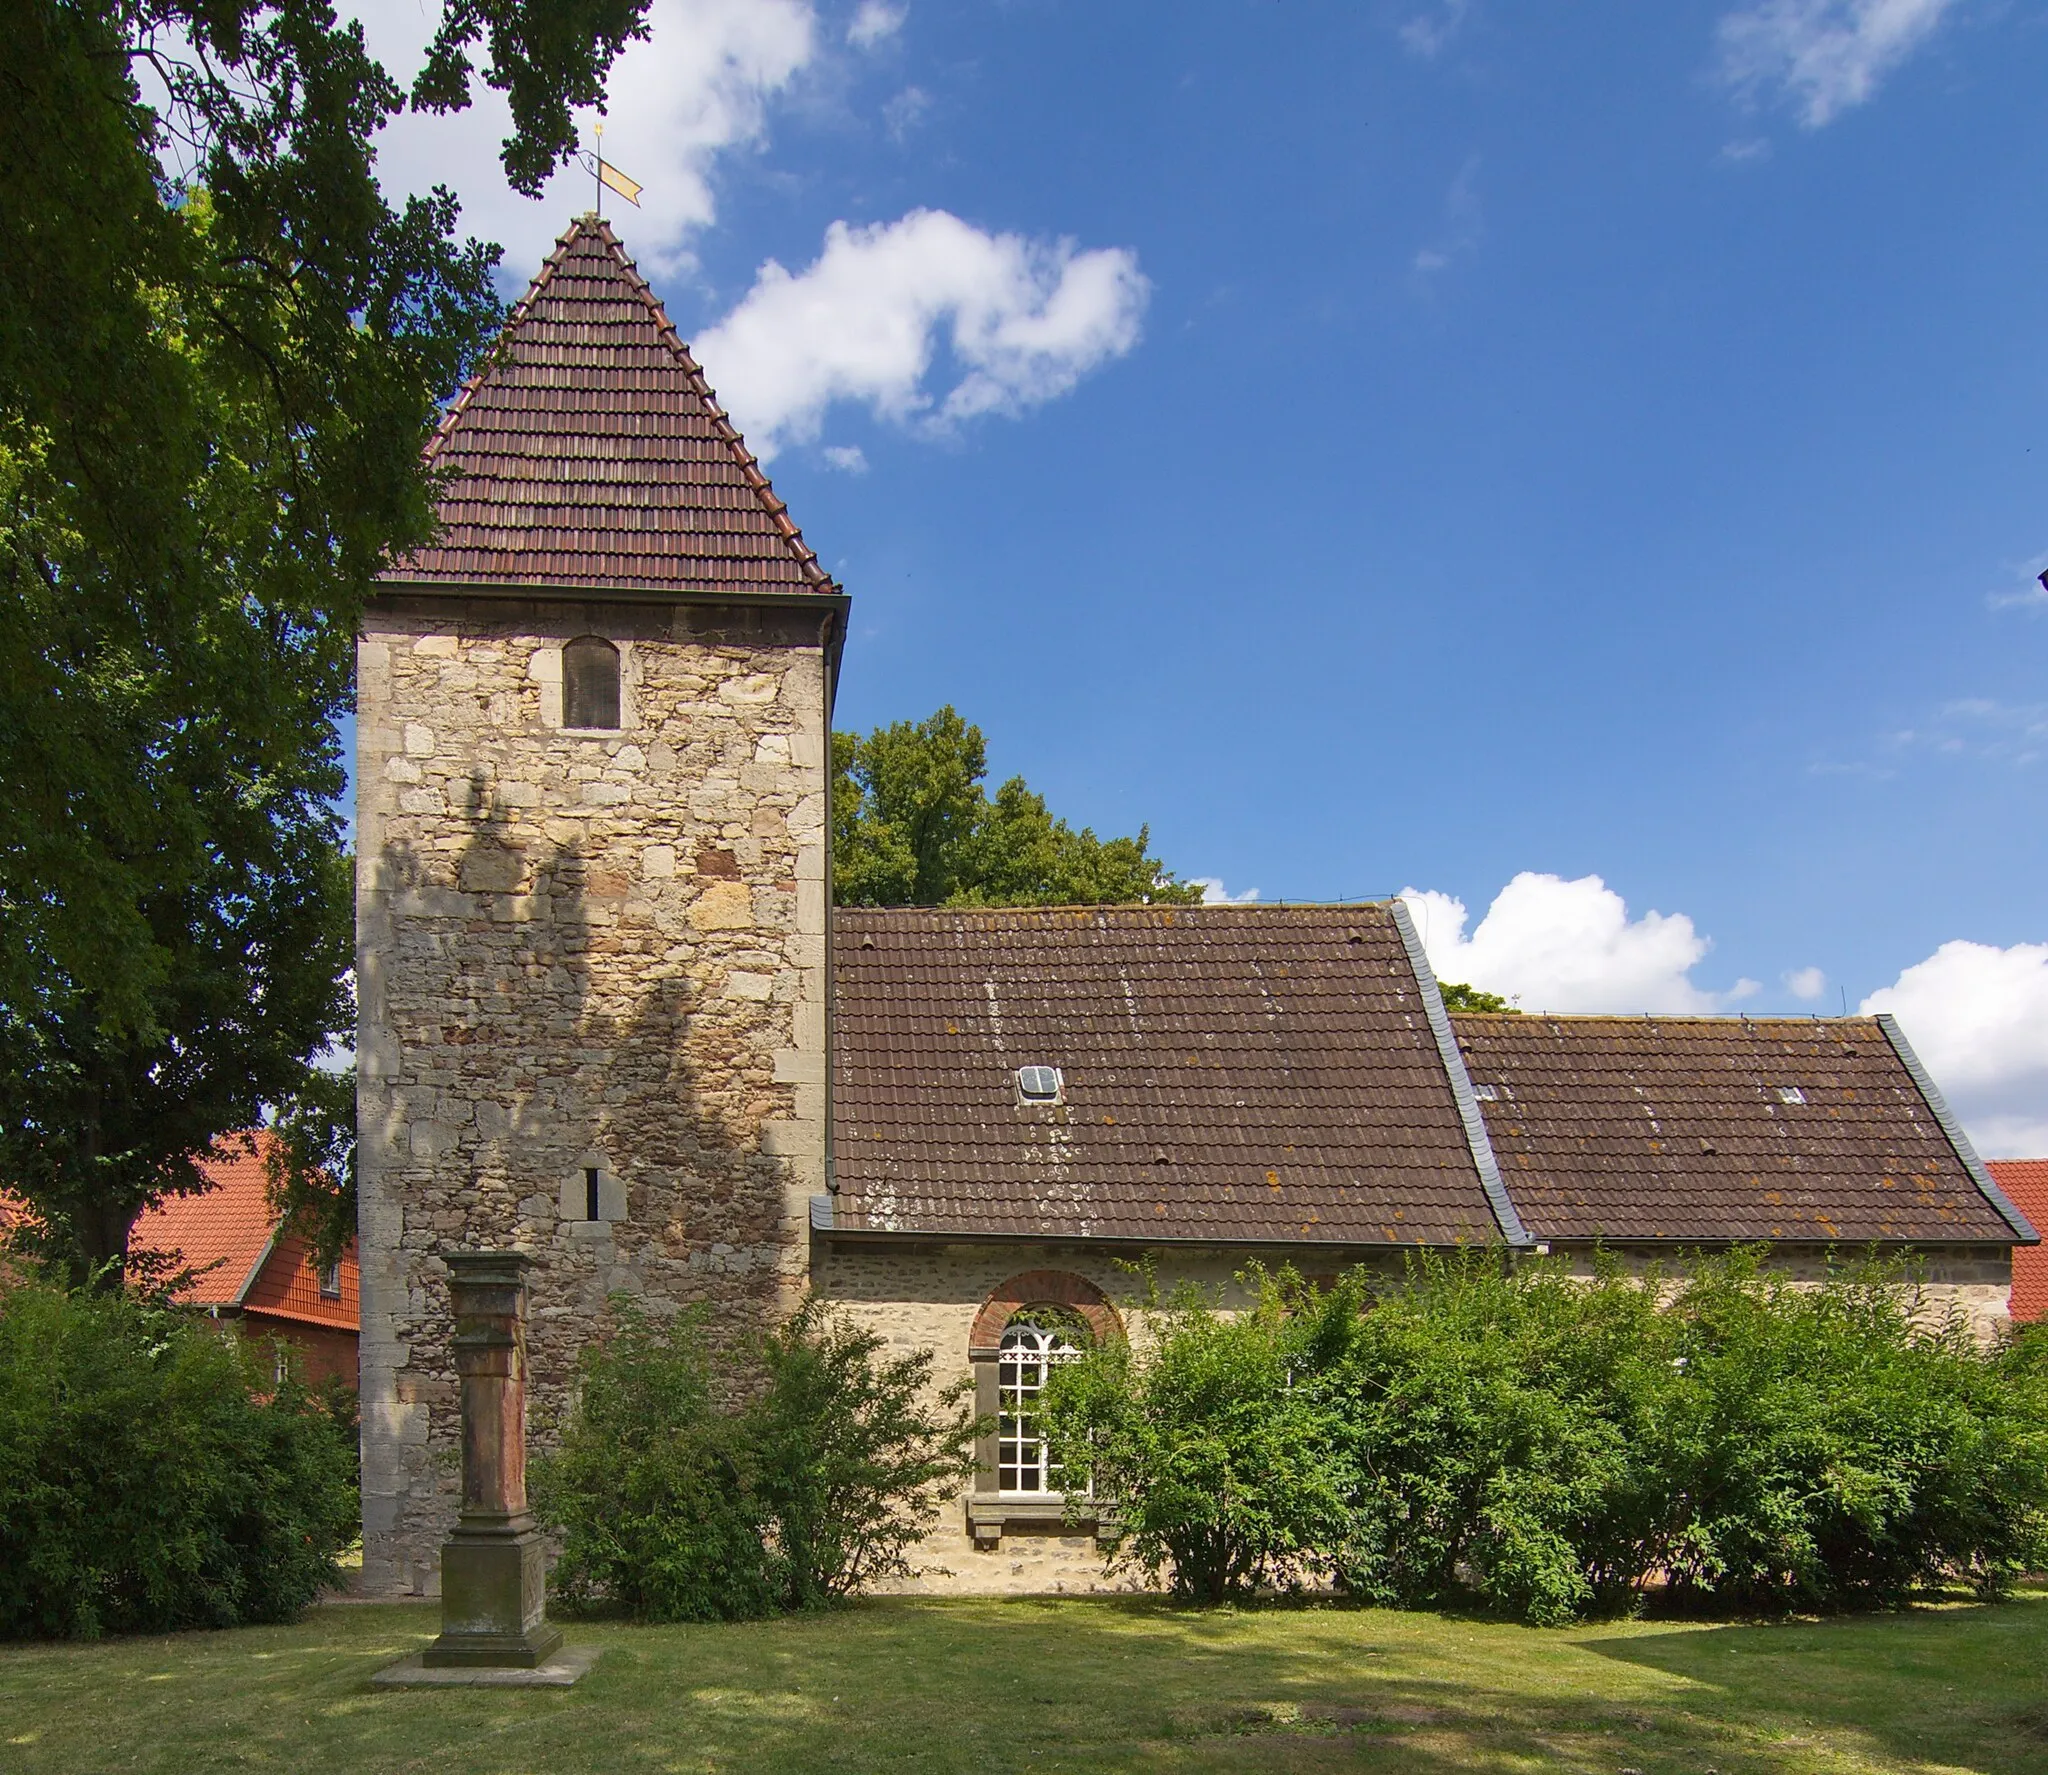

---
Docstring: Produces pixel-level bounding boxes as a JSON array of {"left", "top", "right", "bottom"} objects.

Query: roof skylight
[{"left": 1016, "top": 1065, "right": 1064, "bottom": 1103}]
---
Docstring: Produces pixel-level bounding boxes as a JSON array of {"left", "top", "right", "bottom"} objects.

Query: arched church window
[
  {"left": 563, "top": 635, "right": 621, "bottom": 730},
  {"left": 996, "top": 1309, "right": 1086, "bottom": 1496}
]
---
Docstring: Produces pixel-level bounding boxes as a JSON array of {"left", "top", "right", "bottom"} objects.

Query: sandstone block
[
  {"left": 719, "top": 673, "right": 779, "bottom": 705},
  {"left": 690, "top": 881, "right": 754, "bottom": 931},
  {"left": 759, "top": 1119, "right": 821, "bottom": 1159}
]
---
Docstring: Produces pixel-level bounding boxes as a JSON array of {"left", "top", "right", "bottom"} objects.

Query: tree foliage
[
  {"left": 1438, "top": 982, "right": 1517, "bottom": 1013},
  {"left": 832, "top": 706, "right": 1202, "bottom": 907},
  {"left": 531, "top": 1297, "right": 979, "bottom": 1621},
  {"left": 0, "top": 0, "right": 644, "bottom": 1274}
]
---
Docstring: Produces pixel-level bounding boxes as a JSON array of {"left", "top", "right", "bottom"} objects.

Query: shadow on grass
[{"left": 1577, "top": 1591, "right": 2048, "bottom": 1775}]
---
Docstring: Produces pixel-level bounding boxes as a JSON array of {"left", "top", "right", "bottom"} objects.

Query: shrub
[
  {"left": 1044, "top": 1250, "right": 2048, "bottom": 1623},
  {"left": 749, "top": 1298, "right": 980, "bottom": 1607},
  {"left": 528, "top": 1303, "right": 775, "bottom": 1622},
  {"left": 0, "top": 1276, "right": 360, "bottom": 1639},
  {"left": 1653, "top": 1253, "right": 2048, "bottom": 1612},
  {"left": 1043, "top": 1270, "right": 1356, "bottom": 1602},
  {"left": 531, "top": 1297, "right": 977, "bottom": 1621},
  {"left": 1325, "top": 1252, "right": 1677, "bottom": 1624}
]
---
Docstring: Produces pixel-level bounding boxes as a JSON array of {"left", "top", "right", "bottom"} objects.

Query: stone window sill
[{"left": 966, "top": 1494, "right": 1113, "bottom": 1550}]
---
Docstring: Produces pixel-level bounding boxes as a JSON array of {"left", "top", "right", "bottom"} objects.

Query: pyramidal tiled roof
[{"left": 390, "top": 215, "right": 837, "bottom": 594}]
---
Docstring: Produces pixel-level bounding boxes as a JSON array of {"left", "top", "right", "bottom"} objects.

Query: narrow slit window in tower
[{"left": 584, "top": 1167, "right": 601, "bottom": 1221}]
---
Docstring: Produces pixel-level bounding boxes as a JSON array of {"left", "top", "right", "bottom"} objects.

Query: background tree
[
  {"left": 1438, "top": 983, "right": 1517, "bottom": 1013},
  {"left": 832, "top": 707, "right": 1202, "bottom": 908},
  {"left": 0, "top": 0, "right": 645, "bottom": 1278}
]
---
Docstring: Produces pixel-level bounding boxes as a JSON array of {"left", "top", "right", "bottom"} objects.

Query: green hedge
[
  {"left": 1043, "top": 1252, "right": 2048, "bottom": 1621},
  {"left": 530, "top": 1298, "right": 978, "bottom": 1621},
  {"left": 0, "top": 1277, "right": 360, "bottom": 1639}
]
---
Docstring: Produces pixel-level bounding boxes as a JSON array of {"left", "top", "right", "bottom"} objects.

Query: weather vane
[{"left": 590, "top": 120, "right": 642, "bottom": 218}]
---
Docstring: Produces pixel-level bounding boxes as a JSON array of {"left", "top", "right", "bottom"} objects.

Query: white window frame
[{"left": 996, "top": 1318, "right": 1082, "bottom": 1498}]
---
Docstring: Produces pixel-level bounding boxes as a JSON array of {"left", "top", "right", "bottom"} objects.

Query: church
[{"left": 355, "top": 217, "right": 2034, "bottom": 1598}]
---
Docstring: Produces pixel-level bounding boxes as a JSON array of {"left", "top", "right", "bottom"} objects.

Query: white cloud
[
  {"left": 1863, "top": 940, "right": 2048, "bottom": 1156},
  {"left": 883, "top": 85, "right": 932, "bottom": 141},
  {"left": 847, "top": 0, "right": 907, "bottom": 48},
  {"left": 1987, "top": 551, "right": 2048, "bottom": 612},
  {"left": 1401, "top": 873, "right": 1748, "bottom": 1013},
  {"left": 1398, "top": 0, "right": 1471, "bottom": 59},
  {"left": 695, "top": 209, "right": 1149, "bottom": 460},
  {"left": 1717, "top": 0, "right": 1959, "bottom": 129},
  {"left": 1890, "top": 698, "right": 2048, "bottom": 767},
  {"left": 355, "top": 0, "right": 816, "bottom": 278},
  {"left": 1785, "top": 965, "right": 1828, "bottom": 1000},
  {"left": 1192, "top": 878, "right": 1260, "bottom": 905},
  {"left": 1412, "top": 154, "right": 1482, "bottom": 279},
  {"left": 821, "top": 444, "right": 869, "bottom": 473}
]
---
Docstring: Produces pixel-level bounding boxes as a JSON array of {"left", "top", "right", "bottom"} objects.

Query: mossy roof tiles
[{"left": 1451, "top": 1012, "right": 2024, "bottom": 1245}]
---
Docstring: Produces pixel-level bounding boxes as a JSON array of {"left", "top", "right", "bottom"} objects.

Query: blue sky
[{"left": 359, "top": 0, "right": 2048, "bottom": 1151}]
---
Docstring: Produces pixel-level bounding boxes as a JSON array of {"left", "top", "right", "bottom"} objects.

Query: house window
[
  {"left": 997, "top": 1316, "right": 1082, "bottom": 1496},
  {"left": 563, "top": 635, "right": 621, "bottom": 730},
  {"left": 318, "top": 1260, "right": 342, "bottom": 1298}
]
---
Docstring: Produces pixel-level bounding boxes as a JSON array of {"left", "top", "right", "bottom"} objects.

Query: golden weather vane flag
[{"left": 591, "top": 120, "right": 642, "bottom": 214}]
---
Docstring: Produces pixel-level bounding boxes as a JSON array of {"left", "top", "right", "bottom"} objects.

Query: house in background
[
  {"left": 1989, "top": 1162, "right": 2048, "bottom": 1322},
  {"left": 131, "top": 1133, "right": 360, "bottom": 1389}
]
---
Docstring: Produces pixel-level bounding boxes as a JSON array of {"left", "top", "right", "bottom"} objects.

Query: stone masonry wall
[
  {"left": 1557, "top": 1243, "right": 2015, "bottom": 1343},
  {"left": 356, "top": 592, "right": 831, "bottom": 1596}
]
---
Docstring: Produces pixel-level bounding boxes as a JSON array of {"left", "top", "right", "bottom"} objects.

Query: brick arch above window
[{"left": 969, "top": 1270, "right": 1122, "bottom": 1358}]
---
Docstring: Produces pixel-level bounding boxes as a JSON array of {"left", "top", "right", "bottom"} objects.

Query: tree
[
  {"left": 832, "top": 707, "right": 1202, "bottom": 908},
  {"left": 1438, "top": 982, "right": 1517, "bottom": 1013},
  {"left": 0, "top": 0, "right": 645, "bottom": 1278}
]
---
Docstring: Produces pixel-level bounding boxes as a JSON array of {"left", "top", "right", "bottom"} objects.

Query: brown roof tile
[
  {"left": 388, "top": 215, "right": 836, "bottom": 595},
  {"left": 828, "top": 904, "right": 1509, "bottom": 1247},
  {"left": 1451, "top": 1013, "right": 2023, "bottom": 1245}
]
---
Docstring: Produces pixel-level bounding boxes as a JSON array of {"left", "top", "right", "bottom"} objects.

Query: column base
[{"left": 422, "top": 1520, "right": 562, "bottom": 1669}]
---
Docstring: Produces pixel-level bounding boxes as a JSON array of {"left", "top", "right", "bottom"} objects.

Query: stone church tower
[{"left": 355, "top": 217, "right": 845, "bottom": 1595}]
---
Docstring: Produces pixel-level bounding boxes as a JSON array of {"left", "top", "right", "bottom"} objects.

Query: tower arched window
[{"left": 563, "top": 635, "right": 621, "bottom": 730}]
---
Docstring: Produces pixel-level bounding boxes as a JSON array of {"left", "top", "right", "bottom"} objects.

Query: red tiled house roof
[
  {"left": 1990, "top": 1161, "right": 2048, "bottom": 1319},
  {"left": 1451, "top": 1013, "right": 2034, "bottom": 1247},
  {"left": 386, "top": 214, "right": 836, "bottom": 595},
  {"left": 131, "top": 1133, "right": 358, "bottom": 1334},
  {"left": 827, "top": 903, "right": 1522, "bottom": 1248}
]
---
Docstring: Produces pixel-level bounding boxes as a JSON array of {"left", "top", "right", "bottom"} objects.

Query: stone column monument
[{"left": 422, "top": 1252, "right": 563, "bottom": 1669}]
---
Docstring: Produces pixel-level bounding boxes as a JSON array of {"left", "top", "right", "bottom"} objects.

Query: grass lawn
[{"left": 2, "top": 1591, "right": 2045, "bottom": 1774}]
